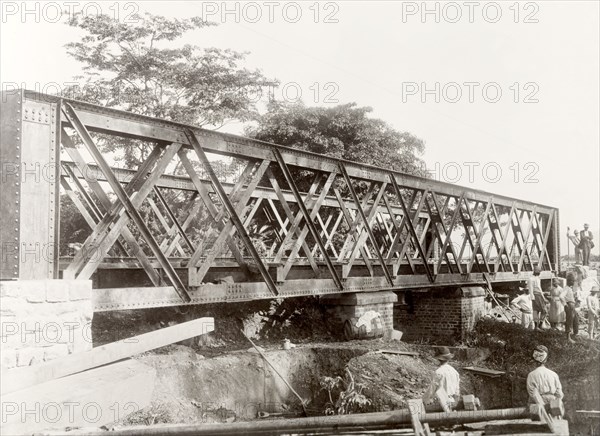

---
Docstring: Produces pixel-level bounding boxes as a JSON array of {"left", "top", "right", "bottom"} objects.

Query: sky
[{"left": 1, "top": 0, "right": 599, "bottom": 253}]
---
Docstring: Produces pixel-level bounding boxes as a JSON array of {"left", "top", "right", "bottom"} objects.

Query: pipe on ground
[{"left": 76, "top": 407, "right": 529, "bottom": 435}]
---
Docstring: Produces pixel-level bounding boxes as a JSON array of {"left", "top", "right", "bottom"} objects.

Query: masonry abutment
[
  {"left": 0, "top": 279, "right": 93, "bottom": 369},
  {"left": 320, "top": 291, "right": 398, "bottom": 340},
  {"left": 394, "top": 286, "right": 486, "bottom": 342}
]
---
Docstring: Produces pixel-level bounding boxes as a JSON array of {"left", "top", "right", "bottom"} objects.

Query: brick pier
[{"left": 394, "top": 287, "right": 486, "bottom": 342}]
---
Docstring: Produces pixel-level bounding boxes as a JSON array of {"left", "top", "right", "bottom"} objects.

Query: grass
[{"left": 465, "top": 319, "right": 600, "bottom": 379}]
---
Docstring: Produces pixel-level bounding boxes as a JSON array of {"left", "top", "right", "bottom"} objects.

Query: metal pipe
[{"left": 77, "top": 407, "right": 528, "bottom": 435}]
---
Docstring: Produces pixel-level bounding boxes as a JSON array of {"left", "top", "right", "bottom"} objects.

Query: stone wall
[
  {"left": 394, "top": 286, "right": 486, "bottom": 342},
  {"left": 321, "top": 291, "right": 398, "bottom": 338},
  {"left": 0, "top": 280, "right": 93, "bottom": 369}
]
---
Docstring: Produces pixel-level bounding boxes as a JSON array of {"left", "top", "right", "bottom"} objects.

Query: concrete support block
[
  {"left": 1, "top": 348, "right": 17, "bottom": 369},
  {"left": 16, "top": 347, "right": 45, "bottom": 367},
  {"left": 0, "top": 281, "right": 20, "bottom": 298},
  {"left": 322, "top": 291, "right": 397, "bottom": 339},
  {"left": 1, "top": 279, "right": 93, "bottom": 371},
  {"left": 43, "top": 344, "right": 70, "bottom": 362},
  {"left": 68, "top": 280, "right": 92, "bottom": 301},
  {"left": 46, "top": 280, "right": 69, "bottom": 302},
  {"left": 24, "top": 283, "right": 46, "bottom": 303}
]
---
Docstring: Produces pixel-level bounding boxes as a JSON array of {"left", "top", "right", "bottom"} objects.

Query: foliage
[
  {"left": 465, "top": 318, "right": 600, "bottom": 380},
  {"left": 63, "top": 12, "right": 277, "bottom": 166},
  {"left": 320, "top": 369, "right": 372, "bottom": 415},
  {"left": 246, "top": 101, "right": 428, "bottom": 177},
  {"left": 59, "top": 195, "right": 91, "bottom": 254}
]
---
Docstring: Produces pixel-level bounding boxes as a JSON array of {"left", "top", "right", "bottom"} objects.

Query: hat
[
  {"left": 533, "top": 345, "right": 548, "bottom": 363},
  {"left": 574, "top": 230, "right": 579, "bottom": 234},
  {"left": 434, "top": 346, "right": 453, "bottom": 361},
  {"left": 591, "top": 286, "right": 599, "bottom": 294}
]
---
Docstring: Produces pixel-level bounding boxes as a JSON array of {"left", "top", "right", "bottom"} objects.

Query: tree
[
  {"left": 245, "top": 101, "right": 428, "bottom": 177},
  {"left": 63, "top": 12, "right": 277, "bottom": 166}
]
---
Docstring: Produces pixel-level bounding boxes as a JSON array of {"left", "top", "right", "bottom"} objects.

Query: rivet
[{"left": 14, "top": 255, "right": 17, "bottom": 259}]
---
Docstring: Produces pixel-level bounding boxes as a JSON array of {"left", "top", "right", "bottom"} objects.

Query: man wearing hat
[
  {"left": 561, "top": 273, "right": 579, "bottom": 342},
  {"left": 567, "top": 228, "right": 582, "bottom": 265},
  {"left": 586, "top": 286, "right": 600, "bottom": 339},
  {"left": 526, "top": 345, "right": 563, "bottom": 406},
  {"left": 422, "top": 346, "right": 460, "bottom": 412},
  {"left": 579, "top": 223, "right": 594, "bottom": 267},
  {"left": 529, "top": 266, "right": 548, "bottom": 330},
  {"left": 511, "top": 285, "right": 534, "bottom": 330}
]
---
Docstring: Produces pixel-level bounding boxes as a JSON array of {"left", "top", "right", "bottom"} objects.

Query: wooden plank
[
  {"left": 463, "top": 366, "right": 506, "bottom": 377},
  {"left": 533, "top": 391, "right": 555, "bottom": 433},
  {"left": 1, "top": 359, "right": 155, "bottom": 435},
  {"left": 0, "top": 317, "right": 214, "bottom": 395},
  {"left": 378, "top": 349, "right": 420, "bottom": 357},
  {"left": 407, "top": 399, "right": 426, "bottom": 436}
]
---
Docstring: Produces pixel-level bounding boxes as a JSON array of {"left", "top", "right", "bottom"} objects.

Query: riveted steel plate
[{"left": 0, "top": 90, "right": 23, "bottom": 279}]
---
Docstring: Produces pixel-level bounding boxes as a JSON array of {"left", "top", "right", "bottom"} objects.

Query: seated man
[
  {"left": 422, "top": 346, "right": 460, "bottom": 411},
  {"left": 526, "top": 345, "right": 563, "bottom": 406}
]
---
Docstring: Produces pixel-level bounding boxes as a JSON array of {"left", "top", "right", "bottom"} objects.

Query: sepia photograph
[{"left": 0, "top": 1, "right": 598, "bottom": 435}]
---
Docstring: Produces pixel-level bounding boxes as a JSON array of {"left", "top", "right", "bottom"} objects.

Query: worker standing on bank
[
  {"left": 511, "top": 286, "right": 534, "bottom": 330},
  {"left": 561, "top": 273, "right": 579, "bottom": 343},
  {"left": 422, "top": 347, "right": 460, "bottom": 412},
  {"left": 587, "top": 286, "right": 600, "bottom": 339},
  {"left": 529, "top": 266, "right": 548, "bottom": 330},
  {"left": 526, "top": 345, "right": 563, "bottom": 406}
]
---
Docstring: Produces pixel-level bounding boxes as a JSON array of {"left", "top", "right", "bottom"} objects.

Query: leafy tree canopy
[
  {"left": 63, "top": 12, "right": 277, "bottom": 165},
  {"left": 245, "top": 101, "right": 428, "bottom": 177}
]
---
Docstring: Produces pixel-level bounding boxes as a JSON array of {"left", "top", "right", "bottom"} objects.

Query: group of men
[
  {"left": 510, "top": 266, "right": 600, "bottom": 342},
  {"left": 567, "top": 223, "right": 595, "bottom": 266},
  {"left": 423, "top": 345, "right": 563, "bottom": 414}
]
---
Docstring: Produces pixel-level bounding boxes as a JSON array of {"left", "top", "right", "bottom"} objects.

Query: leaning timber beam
[{"left": 0, "top": 317, "right": 214, "bottom": 395}]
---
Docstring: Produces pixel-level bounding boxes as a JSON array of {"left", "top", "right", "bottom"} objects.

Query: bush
[{"left": 466, "top": 319, "right": 600, "bottom": 379}]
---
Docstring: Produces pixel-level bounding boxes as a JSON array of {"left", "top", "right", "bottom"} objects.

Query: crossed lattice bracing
[{"left": 2, "top": 91, "right": 559, "bottom": 307}]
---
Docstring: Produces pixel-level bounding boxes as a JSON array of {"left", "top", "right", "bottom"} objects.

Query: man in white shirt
[
  {"left": 423, "top": 346, "right": 460, "bottom": 412},
  {"left": 511, "top": 286, "right": 534, "bottom": 330},
  {"left": 526, "top": 345, "right": 563, "bottom": 407},
  {"left": 567, "top": 228, "right": 582, "bottom": 264}
]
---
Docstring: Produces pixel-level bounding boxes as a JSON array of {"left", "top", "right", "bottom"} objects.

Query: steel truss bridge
[{"left": 0, "top": 90, "right": 560, "bottom": 311}]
